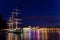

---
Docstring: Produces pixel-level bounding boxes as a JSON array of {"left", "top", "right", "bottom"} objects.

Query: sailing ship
[{"left": 7, "top": 9, "right": 22, "bottom": 33}]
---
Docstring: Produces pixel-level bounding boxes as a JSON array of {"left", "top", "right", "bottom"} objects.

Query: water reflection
[
  {"left": 7, "top": 33, "right": 20, "bottom": 40},
  {"left": 5, "top": 28, "right": 60, "bottom": 40}
]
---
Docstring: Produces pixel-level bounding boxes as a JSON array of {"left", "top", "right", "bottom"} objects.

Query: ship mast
[
  {"left": 14, "top": 9, "right": 22, "bottom": 29},
  {"left": 11, "top": 12, "right": 14, "bottom": 30},
  {"left": 7, "top": 9, "right": 22, "bottom": 30}
]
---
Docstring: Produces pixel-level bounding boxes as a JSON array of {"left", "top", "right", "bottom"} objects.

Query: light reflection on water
[
  {"left": 5, "top": 30, "right": 60, "bottom": 40},
  {"left": 6, "top": 33, "right": 20, "bottom": 40}
]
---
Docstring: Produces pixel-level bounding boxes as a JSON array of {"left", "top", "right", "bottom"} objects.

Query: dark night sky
[{"left": 0, "top": 0, "right": 60, "bottom": 26}]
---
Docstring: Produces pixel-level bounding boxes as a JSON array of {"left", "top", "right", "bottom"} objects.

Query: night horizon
[{"left": 0, "top": 0, "right": 60, "bottom": 26}]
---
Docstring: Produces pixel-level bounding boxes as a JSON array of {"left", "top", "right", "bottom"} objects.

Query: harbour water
[
  {"left": 0, "top": 28, "right": 60, "bottom": 40},
  {"left": 6, "top": 33, "right": 21, "bottom": 40}
]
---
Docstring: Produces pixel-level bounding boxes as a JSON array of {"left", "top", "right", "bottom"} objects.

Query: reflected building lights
[{"left": 6, "top": 28, "right": 60, "bottom": 40}]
